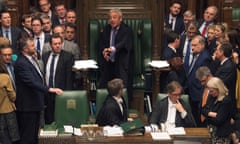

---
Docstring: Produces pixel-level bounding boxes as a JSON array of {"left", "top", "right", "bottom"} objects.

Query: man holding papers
[{"left": 149, "top": 81, "right": 196, "bottom": 131}]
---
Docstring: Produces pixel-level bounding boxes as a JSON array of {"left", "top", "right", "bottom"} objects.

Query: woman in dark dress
[{"left": 202, "top": 77, "right": 233, "bottom": 144}]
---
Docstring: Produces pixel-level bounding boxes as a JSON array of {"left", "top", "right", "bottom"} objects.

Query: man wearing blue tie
[
  {"left": 0, "top": 45, "right": 16, "bottom": 90},
  {"left": 99, "top": 8, "right": 134, "bottom": 104}
]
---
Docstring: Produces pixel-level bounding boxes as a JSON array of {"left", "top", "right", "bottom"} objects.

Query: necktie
[
  {"left": 201, "top": 23, "right": 209, "bottom": 37},
  {"left": 7, "top": 64, "right": 16, "bottom": 90},
  {"left": 31, "top": 57, "right": 43, "bottom": 79},
  {"left": 169, "top": 18, "right": 174, "bottom": 30},
  {"left": 188, "top": 54, "right": 198, "bottom": 74},
  {"left": 110, "top": 28, "right": 117, "bottom": 62},
  {"left": 61, "top": 19, "right": 65, "bottom": 24},
  {"left": 184, "top": 39, "right": 191, "bottom": 73},
  {"left": 201, "top": 88, "right": 209, "bottom": 122},
  {"left": 5, "top": 30, "right": 9, "bottom": 39},
  {"left": 110, "top": 28, "right": 117, "bottom": 47},
  {"left": 49, "top": 54, "right": 56, "bottom": 87},
  {"left": 36, "top": 37, "right": 41, "bottom": 59}
]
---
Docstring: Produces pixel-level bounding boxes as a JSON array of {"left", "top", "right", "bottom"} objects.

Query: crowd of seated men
[{"left": 0, "top": 0, "right": 240, "bottom": 143}]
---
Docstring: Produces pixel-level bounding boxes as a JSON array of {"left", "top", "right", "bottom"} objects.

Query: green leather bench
[{"left": 88, "top": 19, "right": 152, "bottom": 90}]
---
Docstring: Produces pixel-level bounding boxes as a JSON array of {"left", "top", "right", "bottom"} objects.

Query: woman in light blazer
[{"left": 0, "top": 59, "right": 19, "bottom": 144}]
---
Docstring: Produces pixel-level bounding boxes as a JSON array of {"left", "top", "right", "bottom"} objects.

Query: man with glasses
[
  {"left": 149, "top": 81, "right": 196, "bottom": 131},
  {"left": 195, "top": 66, "right": 213, "bottom": 127}
]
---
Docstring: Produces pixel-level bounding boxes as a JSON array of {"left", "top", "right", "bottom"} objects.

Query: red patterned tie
[{"left": 201, "top": 23, "right": 209, "bottom": 36}]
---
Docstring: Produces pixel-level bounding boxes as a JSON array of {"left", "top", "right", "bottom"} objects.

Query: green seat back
[
  {"left": 232, "top": 8, "right": 240, "bottom": 20},
  {"left": 95, "top": 88, "right": 128, "bottom": 117},
  {"left": 157, "top": 93, "right": 189, "bottom": 105},
  {"left": 54, "top": 90, "right": 89, "bottom": 128},
  {"left": 88, "top": 19, "right": 152, "bottom": 90}
]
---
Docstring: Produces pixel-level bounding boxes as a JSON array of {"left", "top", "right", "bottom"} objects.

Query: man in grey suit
[{"left": 42, "top": 24, "right": 80, "bottom": 60}]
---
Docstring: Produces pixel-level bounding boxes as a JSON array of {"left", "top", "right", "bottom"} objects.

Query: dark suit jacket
[
  {"left": 42, "top": 50, "right": 74, "bottom": 90},
  {"left": 14, "top": 54, "right": 48, "bottom": 111},
  {"left": 149, "top": 97, "right": 196, "bottom": 127},
  {"left": 0, "top": 27, "right": 22, "bottom": 55},
  {"left": 214, "top": 58, "right": 237, "bottom": 116},
  {"left": 185, "top": 49, "right": 211, "bottom": 101},
  {"left": 202, "top": 95, "right": 233, "bottom": 137},
  {"left": 96, "top": 95, "right": 128, "bottom": 126},
  {"left": 161, "top": 46, "right": 179, "bottom": 60},
  {"left": 98, "top": 22, "right": 134, "bottom": 88},
  {"left": 164, "top": 15, "right": 185, "bottom": 34}
]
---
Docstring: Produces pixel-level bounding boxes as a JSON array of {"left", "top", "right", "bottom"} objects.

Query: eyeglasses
[{"left": 171, "top": 93, "right": 182, "bottom": 97}]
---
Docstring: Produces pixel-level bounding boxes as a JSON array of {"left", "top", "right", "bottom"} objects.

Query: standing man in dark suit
[
  {"left": 0, "top": 45, "right": 16, "bottom": 90},
  {"left": 20, "top": 14, "right": 33, "bottom": 38},
  {"left": 164, "top": 1, "right": 185, "bottom": 34},
  {"left": 99, "top": 8, "right": 134, "bottom": 103},
  {"left": 42, "top": 34, "right": 74, "bottom": 124},
  {"left": 185, "top": 35, "right": 211, "bottom": 126},
  {"left": 96, "top": 78, "right": 128, "bottom": 126},
  {"left": 198, "top": 6, "right": 218, "bottom": 38},
  {"left": 0, "top": 11, "right": 22, "bottom": 55},
  {"left": 213, "top": 41, "right": 237, "bottom": 119},
  {"left": 14, "top": 37, "right": 62, "bottom": 144},
  {"left": 149, "top": 81, "right": 196, "bottom": 131},
  {"left": 38, "top": 0, "right": 57, "bottom": 26},
  {"left": 52, "top": 2, "right": 67, "bottom": 26}
]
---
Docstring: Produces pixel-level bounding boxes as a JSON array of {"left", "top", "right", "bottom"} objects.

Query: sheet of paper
[
  {"left": 148, "top": 60, "right": 169, "bottom": 68},
  {"left": 39, "top": 129, "right": 58, "bottom": 137},
  {"left": 151, "top": 132, "right": 171, "bottom": 140},
  {"left": 103, "top": 126, "right": 123, "bottom": 137},
  {"left": 167, "top": 127, "right": 186, "bottom": 135},
  {"left": 73, "top": 127, "right": 82, "bottom": 136},
  {"left": 73, "top": 60, "right": 98, "bottom": 70},
  {"left": 64, "top": 125, "right": 73, "bottom": 133}
]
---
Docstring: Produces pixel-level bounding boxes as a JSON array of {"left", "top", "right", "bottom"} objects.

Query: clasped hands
[{"left": 102, "top": 48, "right": 112, "bottom": 61}]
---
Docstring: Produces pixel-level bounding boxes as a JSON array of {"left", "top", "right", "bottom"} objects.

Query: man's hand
[
  {"left": 175, "top": 100, "right": 185, "bottom": 113},
  {"left": 208, "top": 111, "right": 217, "bottom": 117},
  {"left": 48, "top": 88, "right": 63, "bottom": 95},
  {"left": 103, "top": 48, "right": 111, "bottom": 61}
]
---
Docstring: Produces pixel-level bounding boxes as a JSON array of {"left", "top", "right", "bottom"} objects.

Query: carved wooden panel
[
  {"left": 5, "top": 0, "right": 27, "bottom": 27},
  {"left": 88, "top": 0, "right": 152, "bottom": 19}
]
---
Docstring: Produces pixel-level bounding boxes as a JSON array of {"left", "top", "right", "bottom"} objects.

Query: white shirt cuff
[{"left": 181, "top": 111, "right": 187, "bottom": 119}]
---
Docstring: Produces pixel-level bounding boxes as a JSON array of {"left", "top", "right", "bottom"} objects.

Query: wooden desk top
[{"left": 39, "top": 128, "right": 211, "bottom": 144}]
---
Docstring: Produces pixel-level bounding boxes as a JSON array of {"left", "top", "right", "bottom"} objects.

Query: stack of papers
[
  {"left": 103, "top": 126, "right": 123, "bottom": 137},
  {"left": 39, "top": 129, "right": 58, "bottom": 137},
  {"left": 150, "top": 132, "right": 171, "bottom": 140},
  {"left": 148, "top": 60, "right": 169, "bottom": 68},
  {"left": 167, "top": 127, "right": 186, "bottom": 135},
  {"left": 62, "top": 125, "right": 82, "bottom": 136},
  {"left": 73, "top": 60, "right": 98, "bottom": 70}
]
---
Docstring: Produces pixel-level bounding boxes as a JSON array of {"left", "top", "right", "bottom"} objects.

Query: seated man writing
[
  {"left": 149, "top": 81, "right": 196, "bottom": 131},
  {"left": 96, "top": 78, "right": 128, "bottom": 126}
]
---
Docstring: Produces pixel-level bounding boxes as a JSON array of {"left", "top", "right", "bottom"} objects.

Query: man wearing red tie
[{"left": 198, "top": 6, "right": 218, "bottom": 38}]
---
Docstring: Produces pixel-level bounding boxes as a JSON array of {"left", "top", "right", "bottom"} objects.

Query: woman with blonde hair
[{"left": 202, "top": 77, "right": 233, "bottom": 144}]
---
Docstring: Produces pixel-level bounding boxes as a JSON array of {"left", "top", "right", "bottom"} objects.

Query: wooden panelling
[{"left": 88, "top": 0, "right": 152, "bottom": 19}]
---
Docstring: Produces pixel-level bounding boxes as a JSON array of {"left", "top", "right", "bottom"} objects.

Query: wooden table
[{"left": 39, "top": 128, "right": 210, "bottom": 144}]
